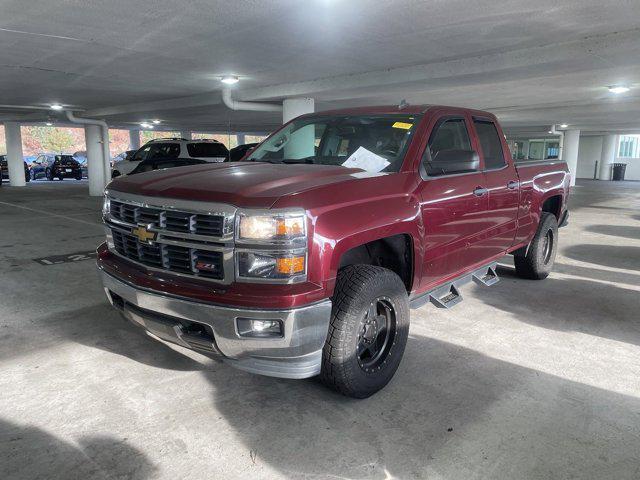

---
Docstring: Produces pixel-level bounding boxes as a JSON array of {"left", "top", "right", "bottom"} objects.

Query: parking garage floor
[{"left": 1, "top": 180, "right": 639, "bottom": 480}]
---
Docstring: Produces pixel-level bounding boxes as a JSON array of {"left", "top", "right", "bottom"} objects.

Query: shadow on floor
[
  {"left": 494, "top": 265, "right": 640, "bottom": 346},
  {"left": 585, "top": 224, "right": 640, "bottom": 241},
  {"left": 0, "top": 303, "right": 207, "bottom": 372},
  {"left": 0, "top": 419, "right": 157, "bottom": 479},
  {"left": 562, "top": 244, "right": 640, "bottom": 271},
  {"left": 196, "top": 335, "right": 640, "bottom": 479},
  {"left": 553, "top": 262, "right": 640, "bottom": 285}
]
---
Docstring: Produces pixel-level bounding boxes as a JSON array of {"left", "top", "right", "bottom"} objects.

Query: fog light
[{"left": 237, "top": 318, "right": 283, "bottom": 338}]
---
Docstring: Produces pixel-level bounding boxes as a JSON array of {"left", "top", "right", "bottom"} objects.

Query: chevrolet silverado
[{"left": 97, "top": 105, "right": 570, "bottom": 398}]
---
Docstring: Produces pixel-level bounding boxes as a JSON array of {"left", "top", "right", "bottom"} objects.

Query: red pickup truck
[{"left": 98, "top": 105, "right": 569, "bottom": 398}]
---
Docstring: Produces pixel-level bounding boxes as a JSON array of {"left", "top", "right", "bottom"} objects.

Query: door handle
[
  {"left": 473, "top": 187, "right": 488, "bottom": 196},
  {"left": 507, "top": 180, "right": 519, "bottom": 190}
]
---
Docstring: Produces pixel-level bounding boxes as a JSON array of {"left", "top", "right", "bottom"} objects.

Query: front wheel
[
  {"left": 45, "top": 168, "right": 53, "bottom": 181},
  {"left": 321, "top": 265, "right": 410, "bottom": 398},
  {"left": 514, "top": 212, "right": 558, "bottom": 280},
  {"left": 30, "top": 169, "right": 36, "bottom": 180}
]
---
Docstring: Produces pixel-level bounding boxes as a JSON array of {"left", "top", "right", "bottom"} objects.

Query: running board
[{"left": 410, "top": 262, "right": 499, "bottom": 310}]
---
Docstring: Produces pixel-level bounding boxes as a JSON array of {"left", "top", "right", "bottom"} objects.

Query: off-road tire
[
  {"left": 514, "top": 212, "right": 558, "bottom": 280},
  {"left": 320, "top": 265, "right": 410, "bottom": 398}
]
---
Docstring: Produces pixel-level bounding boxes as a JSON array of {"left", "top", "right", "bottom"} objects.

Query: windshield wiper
[{"left": 282, "top": 156, "right": 316, "bottom": 164}]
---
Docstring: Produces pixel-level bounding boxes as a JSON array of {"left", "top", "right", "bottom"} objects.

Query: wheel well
[
  {"left": 541, "top": 195, "right": 562, "bottom": 220},
  {"left": 338, "top": 234, "right": 413, "bottom": 291}
]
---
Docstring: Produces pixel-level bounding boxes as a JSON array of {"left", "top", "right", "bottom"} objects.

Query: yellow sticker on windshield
[{"left": 392, "top": 121, "right": 413, "bottom": 130}]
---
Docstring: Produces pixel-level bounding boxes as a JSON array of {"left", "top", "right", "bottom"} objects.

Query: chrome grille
[
  {"left": 110, "top": 199, "right": 225, "bottom": 237},
  {"left": 112, "top": 230, "right": 224, "bottom": 280}
]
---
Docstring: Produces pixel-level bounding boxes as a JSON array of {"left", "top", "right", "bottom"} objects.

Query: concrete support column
[
  {"left": 563, "top": 129, "right": 580, "bottom": 187},
  {"left": 4, "top": 122, "right": 26, "bottom": 187},
  {"left": 282, "top": 97, "right": 314, "bottom": 123},
  {"left": 85, "top": 125, "right": 106, "bottom": 196},
  {"left": 181, "top": 130, "right": 192, "bottom": 140},
  {"left": 236, "top": 133, "right": 246, "bottom": 145},
  {"left": 598, "top": 134, "right": 617, "bottom": 181},
  {"left": 129, "top": 129, "right": 140, "bottom": 150}
]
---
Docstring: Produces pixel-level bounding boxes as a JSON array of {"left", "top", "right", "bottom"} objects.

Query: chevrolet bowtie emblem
[{"left": 132, "top": 225, "right": 157, "bottom": 244}]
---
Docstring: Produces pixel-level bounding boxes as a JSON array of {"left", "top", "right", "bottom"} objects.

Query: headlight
[
  {"left": 237, "top": 210, "right": 306, "bottom": 243},
  {"left": 237, "top": 251, "right": 306, "bottom": 281},
  {"left": 102, "top": 195, "right": 110, "bottom": 217}
]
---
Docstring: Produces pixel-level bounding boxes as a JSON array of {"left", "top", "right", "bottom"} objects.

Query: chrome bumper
[{"left": 98, "top": 268, "right": 332, "bottom": 379}]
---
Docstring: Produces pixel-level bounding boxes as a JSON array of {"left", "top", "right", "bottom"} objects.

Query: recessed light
[
  {"left": 221, "top": 75, "right": 239, "bottom": 85},
  {"left": 140, "top": 122, "right": 153, "bottom": 129},
  {"left": 608, "top": 85, "right": 630, "bottom": 94},
  {"left": 50, "top": 104, "right": 63, "bottom": 110},
  {"left": 45, "top": 122, "right": 53, "bottom": 126},
  {"left": 560, "top": 123, "right": 568, "bottom": 128},
  {"left": 548, "top": 130, "right": 553, "bottom": 134},
  {"left": 152, "top": 119, "right": 161, "bottom": 124}
]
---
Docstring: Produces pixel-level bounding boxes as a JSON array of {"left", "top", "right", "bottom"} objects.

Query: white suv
[{"left": 111, "top": 138, "right": 229, "bottom": 178}]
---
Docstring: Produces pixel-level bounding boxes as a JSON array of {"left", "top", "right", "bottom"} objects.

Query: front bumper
[{"left": 98, "top": 267, "right": 332, "bottom": 379}]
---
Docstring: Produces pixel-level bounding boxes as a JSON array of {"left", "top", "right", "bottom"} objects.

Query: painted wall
[
  {"left": 617, "top": 155, "right": 640, "bottom": 180},
  {"left": 576, "top": 135, "right": 603, "bottom": 179},
  {"left": 576, "top": 135, "right": 640, "bottom": 181}
]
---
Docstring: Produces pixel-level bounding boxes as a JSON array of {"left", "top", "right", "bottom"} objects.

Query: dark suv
[
  {"left": 30, "top": 154, "right": 83, "bottom": 181},
  {"left": 0, "top": 155, "right": 31, "bottom": 184}
]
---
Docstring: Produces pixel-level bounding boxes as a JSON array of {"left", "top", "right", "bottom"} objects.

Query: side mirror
[{"left": 426, "top": 149, "right": 479, "bottom": 176}]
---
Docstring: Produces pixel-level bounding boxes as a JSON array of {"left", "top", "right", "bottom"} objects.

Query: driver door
[{"left": 415, "top": 115, "right": 491, "bottom": 290}]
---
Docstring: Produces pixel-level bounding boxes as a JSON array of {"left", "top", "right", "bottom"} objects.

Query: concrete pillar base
[
  {"left": 4, "top": 122, "right": 26, "bottom": 187},
  {"left": 563, "top": 130, "right": 580, "bottom": 187}
]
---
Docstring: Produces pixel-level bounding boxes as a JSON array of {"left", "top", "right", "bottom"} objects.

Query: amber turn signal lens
[
  {"left": 275, "top": 256, "right": 305, "bottom": 274},
  {"left": 276, "top": 218, "right": 304, "bottom": 237}
]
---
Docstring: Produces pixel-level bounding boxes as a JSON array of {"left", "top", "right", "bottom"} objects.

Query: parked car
[
  {"left": 0, "top": 155, "right": 30, "bottom": 183},
  {"left": 129, "top": 157, "right": 207, "bottom": 175},
  {"left": 30, "top": 154, "right": 82, "bottom": 181},
  {"left": 229, "top": 143, "right": 259, "bottom": 162},
  {"left": 73, "top": 151, "right": 88, "bottom": 178},
  {"left": 98, "top": 105, "right": 570, "bottom": 398},
  {"left": 112, "top": 150, "right": 136, "bottom": 166},
  {"left": 111, "top": 139, "right": 229, "bottom": 178}
]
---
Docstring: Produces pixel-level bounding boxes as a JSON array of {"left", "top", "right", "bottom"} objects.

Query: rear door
[
  {"left": 416, "top": 115, "right": 491, "bottom": 289},
  {"left": 471, "top": 117, "right": 520, "bottom": 257}
]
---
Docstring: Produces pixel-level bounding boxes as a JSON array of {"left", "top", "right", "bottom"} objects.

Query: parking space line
[{"left": 0, "top": 200, "right": 103, "bottom": 228}]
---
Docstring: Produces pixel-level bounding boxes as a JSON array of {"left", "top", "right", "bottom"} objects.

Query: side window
[
  {"left": 473, "top": 119, "right": 506, "bottom": 169},
  {"left": 423, "top": 118, "right": 475, "bottom": 176},
  {"left": 132, "top": 146, "right": 152, "bottom": 162},
  {"left": 155, "top": 143, "right": 180, "bottom": 159}
]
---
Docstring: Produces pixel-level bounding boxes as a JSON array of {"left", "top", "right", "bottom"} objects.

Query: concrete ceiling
[{"left": 0, "top": 0, "right": 639, "bottom": 134}]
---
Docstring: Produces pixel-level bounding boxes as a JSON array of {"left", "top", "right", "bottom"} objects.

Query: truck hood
[{"left": 107, "top": 161, "right": 375, "bottom": 208}]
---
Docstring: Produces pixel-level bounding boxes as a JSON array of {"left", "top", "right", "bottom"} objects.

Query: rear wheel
[
  {"left": 320, "top": 265, "right": 410, "bottom": 398},
  {"left": 45, "top": 168, "right": 53, "bottom": 181},
  {"left": 30, "top": 169, "right": 36, "bottom": 180},
  {"left": 514, "top": 212, "right": 558, "bottom": 280}
]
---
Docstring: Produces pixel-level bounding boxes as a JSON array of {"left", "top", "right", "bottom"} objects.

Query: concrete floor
[{"left": 1, "top": 179, "right": 639, "bottom": 479}]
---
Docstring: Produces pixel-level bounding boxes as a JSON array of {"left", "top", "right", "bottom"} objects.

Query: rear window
[
  {"left": 55, "top": 155, "right": 76, "bottom": 163},
  {"left": 187, "top": 142, "right": 229, "bottom": 158}
]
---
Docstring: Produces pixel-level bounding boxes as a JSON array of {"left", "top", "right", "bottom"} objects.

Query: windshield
[
  {"left": 246, "top": 114, "right": 421, "bottom": 173},
  {"left": 187, "top": 142, "right": 229, "bottom": 158}
]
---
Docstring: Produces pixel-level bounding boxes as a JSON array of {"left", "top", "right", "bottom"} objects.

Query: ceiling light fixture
[
  {"left": 50, "top": 104, "right": 63, "bottom": 110},
  {"left": 608, "top": 85, "right": 630, "bottom": 94},
  {"left": 560, "top": 123, "right": 568, "bottom": 128},
  {"left": 548, "top": 130, "right": 553, "bottom": 134},
  {"left": 140, "top": 122, "right": 153, "bottom": 129},
  {"left": 46, "top": 122, "right": 53, "bottom": 126},
  {"left": 152, "top": 119, "right": 161, "bottom": 124},
  {"left": 221, "top": 75, "right": 239, "bottom": 85}
]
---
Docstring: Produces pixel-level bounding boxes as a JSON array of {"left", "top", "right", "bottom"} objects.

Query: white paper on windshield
[{"left": 341, "top": 147, "right": 390, "bottom": 173}]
